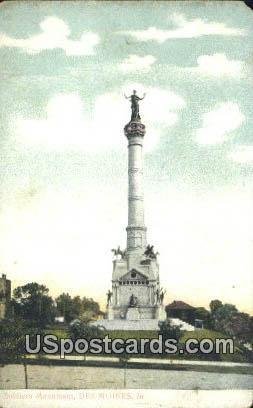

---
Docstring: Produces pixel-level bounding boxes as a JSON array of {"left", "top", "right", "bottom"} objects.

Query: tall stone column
[{"left": 124, "top": 121, "right": 147, "bottom": 253}]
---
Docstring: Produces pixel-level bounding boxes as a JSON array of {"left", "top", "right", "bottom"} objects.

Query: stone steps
[{"left": 169, "top": 318, "right": 195, "bottom": 331}]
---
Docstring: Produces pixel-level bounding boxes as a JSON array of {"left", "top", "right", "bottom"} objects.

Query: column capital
[{"left": 124, "top": 121, "right": 146, "bottom": 138}]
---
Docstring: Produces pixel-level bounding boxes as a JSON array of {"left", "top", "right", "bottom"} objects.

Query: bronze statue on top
[{"left": 125, "top": 90, "right": 146, "bottom": 121}]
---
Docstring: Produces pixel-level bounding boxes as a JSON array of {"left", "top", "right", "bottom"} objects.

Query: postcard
[{"left": 0, "top": 1, "right": 252, "bottom": 407}]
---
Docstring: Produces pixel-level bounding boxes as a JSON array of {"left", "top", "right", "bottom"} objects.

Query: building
[
  {"left": 0, "top": 274, "right": 11, "bottom": 320},
  {"left": 93, "top": 92, "right": 166, "bottom": 330}
]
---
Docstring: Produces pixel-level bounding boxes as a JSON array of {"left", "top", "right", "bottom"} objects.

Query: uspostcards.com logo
[{"left": 25, "top": 335, "right": 234, "bottom": 359}]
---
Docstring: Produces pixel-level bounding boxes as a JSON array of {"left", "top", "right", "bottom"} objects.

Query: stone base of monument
[
  {"left": 107, "top": 305, "right": 114, "bottom": 320},
  {"left": 91, "top": 316, "right": 195, "bottom": 331},
  {"left": 91, "top": 318, "right": 164, "bottom": 331},
  {"left": 91, "top": 305, "right": 169, "bottom": 331},
  {"left": 126, "top": 307, "right": 140, "bottom": 320},
  {"left": 155, "top": 305, "right": 167, "bottom": 321}
]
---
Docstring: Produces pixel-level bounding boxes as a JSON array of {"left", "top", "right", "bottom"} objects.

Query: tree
[
  {"left": 69, "top": 320, "right": 103, "bottom": 341},
  {"left": 210, "top": 299, "right": 223, "bottom": 314},
  {"left": 80, "top": 309, "right": 97, "bottom": 324},
  {"left": 12, "top": 282, "right": 55, "bottom": 328},
  {"left": 211, "top": 303, "right": 238, "bottom": 333},
  {"left": 158, "top": 319, "right": 181, "bottom": 341},
  {"left": 194, "top": 307, "right": 211, "bottom": 328},
  {"left": 220, "top": 312, "right": 252, "bottom": 341},
  {"left": 55, "top": 293, "right": 101, "bottom": 323},
  {"left": 55, "top": 293, "right": 80, "bottom": 323},
  {"left": 0, "top": 319, "right": 43, "bottom": 388},
  {"left": 80, "top": 297, "right": 100, "bottom": 322},
  {"left": 210, "top": 302, "right": 253, "bottom": 343}
]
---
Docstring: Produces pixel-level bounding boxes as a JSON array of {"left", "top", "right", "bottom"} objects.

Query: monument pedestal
[
  {"left": 155, "top": 304, "right": 166, "bottom": 321},
  {"left": 126, "top": 307, "right": 140, "bottom": 320},
  {"left": 107, "top": 305, "right": 114, "bottom": 320}
]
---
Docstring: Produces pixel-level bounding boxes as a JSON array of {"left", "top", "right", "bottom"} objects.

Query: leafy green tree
[
  {"left": 72, "top": 296, "right": 83, "bottom": 316},
  {"left": 210, "top": 299, "right": 223, "bottom": 313},
  {"left": 0, "top": 319, "right": 27, "bottom": 361},
  {"left": 55, "top": 293, "right": 79, "bottom": 323},
  {"left": 80, "top": 309, "right": 97, "bottom": 323},
  {"left": 220, "top": 312, "right": 252, "bottom": 341},
  {"left": 56, "top": 293, "right": 100, "bottom": 323},
  {"left": 210, "top": 302, "right": 252, "bottom": 343},
  {"left": 194, "top": 307, "right": 211, "bottom": 328},
  {"left": 158, "top": 319, "right": 181, "bottom": 341},
  {"left": 69, "top": 320, "right": 103, "bottom": 341},
  {"left": 212, "top": 303, "right": 238, "bottom": 333},
  {"left": 12, "top": 282, "right": 55, "bottom": 328},
  {"left": 80, "top": 297, "right": 100, "bottom": 322},
  {"left": 0, "top": 319, "right": 43, "bottom": 388}
]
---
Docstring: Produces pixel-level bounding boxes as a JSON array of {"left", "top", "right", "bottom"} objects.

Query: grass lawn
[
  {"left": 44, "top": 327, "right": 69, "bottom": 339},
  {"left": 44, "top": 325, "right": 234, "bottom": 344},
  {"left": 180, "top": 328, "right": 228, "bottom": 342},
  {"left": 105, "top": 328, "right": 250, "bottom": 363},
  {"left": 105, "top": 328, "right": 227, "bottom": 342},
  {"left": 105, "top": 330, "right": 158, "bottom": 340},
  {"left": 180, "top": 329, "right": 249, "bottom": 363},
  {"left": 43, "top": 326, "right": 251, "bottom": 363}
]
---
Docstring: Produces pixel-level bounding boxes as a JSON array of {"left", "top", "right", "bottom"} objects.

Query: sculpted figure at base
[
  {"left": 106, "top": 290, "right": 113, "bottom": 306},
  {"left": 155, "top": 288, "right": 166, "bottom": 304},
  {"left": 144, "top": 244, "right": 159, "bottom": 260},
  {"left": 159, "top": 288, "right": 166, "bottom": 304},
  {"left": 156, "top": 289, "right": 160, "bottom": 304},
  {"left": 129, "top": 294, "right": 138, "bottom": 307},
  {"left": 111, "top": 246, "right": 126, "bottom": 259}
]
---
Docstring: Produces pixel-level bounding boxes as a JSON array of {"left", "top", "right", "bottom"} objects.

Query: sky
[{"left": 0, "top": 1, "right": 252, "bottom": 314}]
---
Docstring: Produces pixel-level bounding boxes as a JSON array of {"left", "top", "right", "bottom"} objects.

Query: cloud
[
  {"left": 228, "top": 146, "right": 253, "bottom": 164},
  {"left": 195, "top": 102, "right": 245, "bottom": 145},
  {"left": 14, "top": 85, "right": 185, "bottom": 152},
  {"left": 192, "top": 53, "right": 244, "bottom": 77},
  {"left": 118, "top": 54, "right": 156, "bottom": 73},
  {"left": 0, "top": 16, "right": 100, "bottom": 55},
  {"left": 16, "top": 94, "right": 95, "bottom": 150},
  {"left": 118, "top": 13, "right": 246, "bottom": 43}
]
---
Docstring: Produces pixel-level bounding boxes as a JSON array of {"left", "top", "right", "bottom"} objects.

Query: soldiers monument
[{"left": 95, "top": 92, "right": 166, "bottom": 330}]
